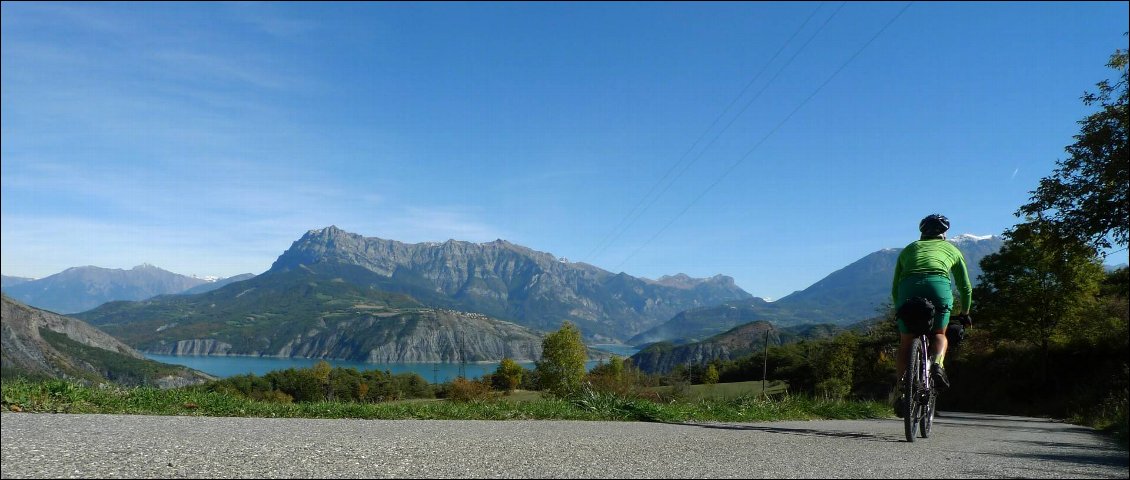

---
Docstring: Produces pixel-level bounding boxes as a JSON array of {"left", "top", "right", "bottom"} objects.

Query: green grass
[
  {"left": 1, "top": 377, "right": 889, "bottom": 422},
  {"left": 652, "top": 380, "right": 789, "bottom": 401}
]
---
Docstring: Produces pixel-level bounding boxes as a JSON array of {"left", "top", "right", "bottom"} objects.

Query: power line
[
  {"left": 592, "top": 2, "right": 849, "bottom": 263},
  {"left": 582, "top": 2, "right": 830, "bottom": 264},
  {"left": 613, "top": 2, "right": 914, "bottom": 271}
]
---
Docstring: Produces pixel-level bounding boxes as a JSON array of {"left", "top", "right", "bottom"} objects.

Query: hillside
[
  {"left": 629, "top": 320, "right": 844, "bottom": 374},
  {"left": 75, "top": 263, "right": 550, "bottom": 362},
  {"left": 0, "top": 294, "right": 213, "bottom": 387}
]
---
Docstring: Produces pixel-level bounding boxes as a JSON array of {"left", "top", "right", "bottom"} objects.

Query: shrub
[{"left": 448, "top": 377, "right": 493, "bottom": 402}]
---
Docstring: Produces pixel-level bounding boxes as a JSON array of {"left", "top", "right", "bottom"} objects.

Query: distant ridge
[
  {"left": 180, "top": 273, "right": 257, "bottom": 295},
  {"left": 629, "top": 234, "right": 1004, "bottom": 344},
  {"left": 2, "top": 265, "right": 248, "bottom": 314},
  {"left": 1, "top": 275, "right": 35, "bottom": 288}
]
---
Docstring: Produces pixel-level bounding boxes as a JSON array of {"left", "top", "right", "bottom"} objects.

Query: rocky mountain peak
[
  {"left": 264, "top": 226, "right": 753, "bottom": 341},
  {"left": 653, "top": 273, "right": 737, "bottom": 290},
  {"left": 303, "top": 225, "right": 358, "bottom": 242}
]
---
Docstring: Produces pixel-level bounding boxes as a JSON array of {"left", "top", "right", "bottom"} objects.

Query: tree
[
  {"left": 703, "top": 364, "right": 720, "bottom": 385},
  {"left": 312, "top": 360, "right": 333, "bottom": 401},
  {"left": 1019, "top": 41, "right": 1129, "bottom": 251},
  {"left": 587, "top": 355, "right": 624, "bottom": 381},
  {"left": 535, "top": 322, "right": 587, "bottom": 397},
  {"left": 973, "top": 220, "right": 1105, "bottom": 379},
  {"left": 491, "top": 357, "right": 524, "bottom": 394},
  {"left": 813, "top": 333, "right": 857, "bottom": 400}
]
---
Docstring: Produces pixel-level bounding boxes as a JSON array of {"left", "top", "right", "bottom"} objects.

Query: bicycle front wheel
[
  {"left": 903, "top": 337, "right": 922, "bottom": 442},
  {"left": 920, "top": 388, "right": 937, "bottom": 438}
]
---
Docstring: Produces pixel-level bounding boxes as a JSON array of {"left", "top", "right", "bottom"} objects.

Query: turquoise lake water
[{"left": 146, "top": 344, "right": 639, "bottom": 384}]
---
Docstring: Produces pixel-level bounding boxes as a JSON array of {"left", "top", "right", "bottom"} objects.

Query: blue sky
[{"left": 2, "top": 2, "right": 1127, "bottom": 299}]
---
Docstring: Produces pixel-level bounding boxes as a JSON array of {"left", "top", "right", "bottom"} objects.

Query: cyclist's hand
[{"left": 956, "top": 313, "right": 973, "bottom": 328}]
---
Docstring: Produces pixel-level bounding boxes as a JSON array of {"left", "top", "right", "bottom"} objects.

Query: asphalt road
[{"left": 1, "top": 411, "right": 1126, "bottom": 478}]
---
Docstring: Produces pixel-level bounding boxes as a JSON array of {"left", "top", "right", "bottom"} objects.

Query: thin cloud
[
  {"left": 227, "top": 4, "right": 320, "bottom": 38},
  {"left": 150, "top": 50, "right": 311, "bottom": 92},
  {"left": 3, "top": 3, "right": 132, "bottom": 35}
]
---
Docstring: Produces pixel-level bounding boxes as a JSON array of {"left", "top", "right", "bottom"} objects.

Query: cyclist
[{"left": 892, "top": 214, "right": 973, "bottom": 415}]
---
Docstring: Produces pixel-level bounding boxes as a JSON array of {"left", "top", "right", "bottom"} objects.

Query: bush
[{"left": 448, "top": 377, "right": 493, "bottom": 402}]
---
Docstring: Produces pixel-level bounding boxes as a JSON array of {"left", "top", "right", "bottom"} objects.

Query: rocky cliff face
[
  {"left": 147, "top": 339, "right": 235, "bottom": 356},
  {"left": 276, "top": 309, "right": 544, "bottom": 363},
  {"left": 139, "top": 308, "right": 544, "bottom": 362},
  {"left": 139, "top": 309, "right": 544, "bottom": 362},
  {"left": 0, "top": 294, "right": 212, "bottom": 387},
  {"left": 269, "top": 226, "right": 751, "bottom": 341}
]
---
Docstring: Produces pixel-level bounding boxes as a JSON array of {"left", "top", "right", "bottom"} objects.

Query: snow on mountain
[{"left": 950, "top": 233, "right": 996, "bottom": 243}]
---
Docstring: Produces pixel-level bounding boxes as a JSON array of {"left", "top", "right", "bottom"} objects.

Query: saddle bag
[{"left": 898, "top": 296, "right": 936, "bottom": 335}]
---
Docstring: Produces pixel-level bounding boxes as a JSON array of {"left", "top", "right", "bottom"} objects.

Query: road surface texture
[{"left": 2, "top": 411, "right": 1126, "bottom": 478}]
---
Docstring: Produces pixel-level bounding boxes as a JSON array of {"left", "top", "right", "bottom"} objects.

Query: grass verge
[{"left": 1, "top": 378, "right": 888, "bottom": 422}]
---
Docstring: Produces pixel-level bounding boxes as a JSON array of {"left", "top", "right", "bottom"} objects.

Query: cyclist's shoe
[
  {"left": 893, "top": 395, "right": 906, "bottom": 418},
  {"left": 932, "top": 364, "right": 951, "bottom": 389}
]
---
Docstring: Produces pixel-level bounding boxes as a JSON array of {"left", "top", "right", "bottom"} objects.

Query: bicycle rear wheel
[{"left": 903, "top": 338, "right": 922, "bottom": 442}]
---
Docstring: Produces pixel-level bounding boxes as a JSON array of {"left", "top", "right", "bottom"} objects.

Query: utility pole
[
  {"left": 762, "top": 327, "right": 770, "bottom": 398},
  {"left": 458, "top": 330, "right": 467, "bottom": 380}
]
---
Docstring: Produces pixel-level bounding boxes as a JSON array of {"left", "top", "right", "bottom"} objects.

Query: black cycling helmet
[{"left": 919, "top": 214, "right": 950, "bottom": 236}]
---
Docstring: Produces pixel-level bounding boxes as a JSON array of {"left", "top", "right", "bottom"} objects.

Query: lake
[{"left": 147, "top": 344, "right": 639, "bottom": 384}]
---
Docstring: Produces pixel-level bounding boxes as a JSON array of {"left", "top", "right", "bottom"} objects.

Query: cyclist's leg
[
  {"left": 930, "top": 329, "right": 948, "bottom": 363},
  {"left": 922, "top": 277, "right": 953, "bottom": 364},
  {"left": 929, "top": 300, "right": 953, "bottom": 388},
  {"left": 929, "top": 306, "right": 951, "bottom": 361}
]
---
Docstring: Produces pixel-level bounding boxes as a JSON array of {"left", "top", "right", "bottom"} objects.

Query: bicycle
[
  {"left": 902, "top": 328, "right": 937, "bottom": 442},
  {"left": 897, "top": 300, "right": 971, "bottom": 442}
]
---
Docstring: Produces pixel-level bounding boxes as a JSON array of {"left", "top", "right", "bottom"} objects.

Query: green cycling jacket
[{"left": 892, "top": 238, "right": 973, "bottom": 314}]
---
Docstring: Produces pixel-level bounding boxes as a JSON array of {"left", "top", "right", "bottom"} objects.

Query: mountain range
[
  {"left": 70, "top": 227, "right": 752, "bottom": 362},
  {"left": 1, "top": 265, "right": 255, "bottom": 314},
  {"left": 11, "top": 227, "right": 1006, "bottom": 365}
]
